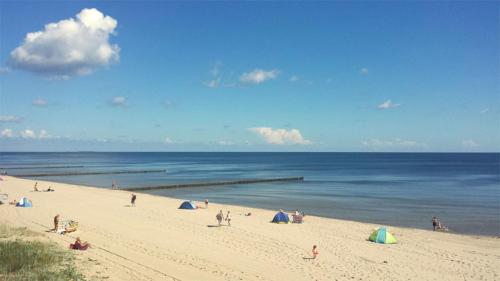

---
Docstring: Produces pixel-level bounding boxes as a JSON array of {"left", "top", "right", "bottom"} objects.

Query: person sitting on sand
[
  {"left": 244, "top": 212, "right": 252, "bottom": 216},
  {"left": 34, "top": 182, "right": 39, "bottom": 192},
  {"left": 131, "top": 194, "right": 136, "bottom": 207},
  {"left": 69, "top": 237, "right": 90, "bottom": 250},
  {"left": 225, "top": 211, "right": 232, "bottom": 226},
  {"left": 53, "top": 214, "right": 60, "bottom": 232},
  {"left": 9, "top": 200, "right": 17, "bottom": 205},
  {"left": 216, "top": 210, "right": 224, "bottom": 226},
  {"left": 45, "top": 187, "right": 54, "bottom": 192},
  {"left": 312, "top": 245, "right": 319, "bottom": 259}
]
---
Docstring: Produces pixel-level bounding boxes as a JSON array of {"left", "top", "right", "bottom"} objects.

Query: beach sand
[{"left": 0, "top": 176, "right": 498, "bottom": 281}]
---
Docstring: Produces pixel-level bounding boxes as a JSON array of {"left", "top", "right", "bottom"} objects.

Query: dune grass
[{"left": 0, "top": 224, "right": 86, "bottom": 281}]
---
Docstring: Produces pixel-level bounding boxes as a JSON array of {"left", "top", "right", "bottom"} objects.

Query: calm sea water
[{"left": 1, "top": 152, "right": 498, "bottom": 236}]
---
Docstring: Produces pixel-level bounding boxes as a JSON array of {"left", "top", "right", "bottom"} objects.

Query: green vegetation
[
  {"left": 0, "top": 224, "right": 40, "bottom": 238},
  {"left": 0, "top": 224, "right": 86, "bottom": 281}
]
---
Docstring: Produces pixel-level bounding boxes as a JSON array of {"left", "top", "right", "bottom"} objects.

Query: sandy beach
[{"left": 0, "top": 176, "right": 498, "bottom": 281}]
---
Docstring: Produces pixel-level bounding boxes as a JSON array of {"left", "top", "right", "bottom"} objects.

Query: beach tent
[
  {"left": 368, "top": 227, "right": 397, "bottom": 244},
  {"left": 179, "top": 201, "right": 197, "bottom": 210},
  {"left": 272, "top": 211, "right": 289, "bottom": 223},
  {"left": 16, "top": 197, "right": 33, "bottom": 208}
]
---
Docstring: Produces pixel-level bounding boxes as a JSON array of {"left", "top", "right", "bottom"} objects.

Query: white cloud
[
  {"left": 289, "top": 75, "right": 300, "bottom": 82},
  {"left": 20, "top": 129, "right": 36, "bottom": 139},
  {"left": 462, "top": 140, "right": 479, "bottom": 148},
  {"left": 210, "top": 61, "right": 222, "bottom": 77},
  {"left": 360, "top": 68, "right": 369, "bottom": 75},
  {"left": 205, "top": 78, "right": 221, "bottom": 88},
  {"left": 0, "top": 115, "right": 21, "bottom": 122},
  {"left": 361, "top": 138, "right": 426, "bottom": 148},
  {"left": 0, "top": 66, "right": 10, "bottom": 74},
  {"left": 38, "top": 129, "right": 53, "bottom": 139},
  {"left": 480, "top": 108, "right": 489, "bottom": 114},
  {"left": 0, "top": 129, "right": 13, "bottom": 138},
  {"left": 164, "top": 137, "right": 173, "bottom": 144},
  {"left": 32, "top": 98, "right": 48, "bottom": 107},
  {"left": 378, "top": 100, "right": 400, "bottom": 109},
  {"left": 248, "top": 127, "right": 312, "bottom": 145},
  {"left": 240, "top": 69, "right": 279, "bottom": 84},
  {"left": 9, "top": 8, "right": 119, "bottom": 78},
  {"left": 110, "top": 96, "right": 127, "bottom": 107}
]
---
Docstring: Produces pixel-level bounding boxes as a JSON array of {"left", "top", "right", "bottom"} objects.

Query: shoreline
[{"left": 1, "top": 176, "right": 499, "bottom": 281}]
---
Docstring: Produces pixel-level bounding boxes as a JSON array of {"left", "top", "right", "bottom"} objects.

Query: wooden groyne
[
  {"left": 16, "top": 169, "right": 166, "bottom": 177},
  {"left": 124, "top": 177, "right": 304, "bottom": 191}
]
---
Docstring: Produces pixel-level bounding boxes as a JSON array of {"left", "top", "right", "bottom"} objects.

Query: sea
[{"left": 0, "top": 152, "right": 498, "bottom": 236}]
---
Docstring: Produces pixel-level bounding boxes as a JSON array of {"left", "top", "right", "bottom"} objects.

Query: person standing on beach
[
  {"left": 225, "top": 211, "right": 231, "bottom": 226},
  {"left": 53, "top": 214, "right": 60, "bottom": 232},
  {"left": 432, "top": 217, "right": 439, "bottom": 231},
  {"left": 131, "top": 194, "right": 137, "bottom": 207},
  {"left": 204, "top": 199, "right": 208, "bottom": 209},
  {"left": 216, "top": 210, "right": 223, "bottom": 226},
  {"left": 312, "top": 245, "right": 319, "bottom": 259},
  {"left": 112, "top": 180, "right": 116, "bottom": 190},
  {"left": 34, "top": 182, "right": 39, "bottom": 192}
]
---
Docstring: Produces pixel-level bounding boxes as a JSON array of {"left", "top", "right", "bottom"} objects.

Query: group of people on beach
[
  {"left": 33, "top": 182, "right": 54, "bottom": 192},
  {"left": 216, "top": 209, "right": 231, "bottom": 226},
  {"left": 431, "top": 216, "right": 448, "bottom": 231}
]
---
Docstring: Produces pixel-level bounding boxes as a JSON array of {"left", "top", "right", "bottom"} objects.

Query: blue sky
[{"left": 0, "top": 1, "right": 498, "bottom": 152}]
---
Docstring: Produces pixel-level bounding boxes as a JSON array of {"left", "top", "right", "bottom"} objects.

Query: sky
[{"left": 0, "top": 1, "right": 498, "bottom": 152}]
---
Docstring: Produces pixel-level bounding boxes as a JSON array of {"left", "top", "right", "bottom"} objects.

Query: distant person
[
  {"left": 34, "top": 182, "right": 39, "bottom": 192},
  {"left": 312, "top": 245, "right": 319, "bottom": 259},
  {"left": 225, "top": 211, "right": 232, "bottom": 226},
  {"left": 69, "top": 237, "right": 90, "bottom": 250},
  {"left": 204, "top": 199, "right": 209, "bottom": 209},
  {"left": 45, "top": 187, "right": 54, "bottom": 192},
  {"left": 432, "top": 217, "right": 439, "bottom": 231},
  {"left": 131, "top": 194, "right": 137, "bottom": 207},
  {"left": 53, "top": 214, "right": 60, "bottom": 232},
  {"left": 216, "top": 210, "right": 224, "bottom": 226},
  {"left": 112, "top": 180, "right": 116, "bottom": 190}
]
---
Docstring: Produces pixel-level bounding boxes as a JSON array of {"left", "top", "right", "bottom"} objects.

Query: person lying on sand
[
  {"left": 44, "top": 187, "right": 54, "bottom": 192},
  {"left": 69, "top": 237, "right": 90, "bottom": 250}
]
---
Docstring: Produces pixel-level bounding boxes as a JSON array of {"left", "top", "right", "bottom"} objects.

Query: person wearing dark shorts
[{"left": 432, "top": 216, "right": 438, "bottom": 231}]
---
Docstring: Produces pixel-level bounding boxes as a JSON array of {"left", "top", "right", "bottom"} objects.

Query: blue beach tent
[
  {"left": 272, "top": 211, "right": 289, "bottom": 223},
  {"left": 16, "top": 197, "right": 33, "bottom": 208},
  {"left": 179, "top": 201, "right": 197, "bottom": 210}
]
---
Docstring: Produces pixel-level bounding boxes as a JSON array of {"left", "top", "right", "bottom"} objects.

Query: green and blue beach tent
[
  {"left": 272, "top": 211, "right": 289, "bottom": 223},
  {"left": 179, "top": 201, "right": 197, "bottom": 210},
  {"left": 369, "top": 227, "right": 397, "bottom": 244}
]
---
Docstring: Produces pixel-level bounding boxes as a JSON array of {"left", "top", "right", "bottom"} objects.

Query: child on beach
[
  {"left": 225, "top": 211, "right": 231, "bottom": 226},
  {"left": 312, "top": 245, "right": 319, "bottom": 259},
  {"left": 131, "top": 194, "right": 137, "bottom": 207},
  {"left": 216, "top": 210, "right": 224, "bottom": 226}
]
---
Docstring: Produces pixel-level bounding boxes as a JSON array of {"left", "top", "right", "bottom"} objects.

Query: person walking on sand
[
  {"left": 312, "top": 245, "right": 319, "bottom": 259},
  {"left": 225, "top": 211, "right": 232, "bottom": 226},
  {"left": 53, "top": 214, "right": 60, "bottom": 232},
  {"left": 131, "top": 194, "right": 137, "bottom": 207},
  {"left": 204, "top": 199, "right": 209, "bottom": 209},
  {"left": 216, "top": 210, "right": 223, "bottom": 226},
  {"left": 34, "top": 182, "right": 39, "bottom": 192}
]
